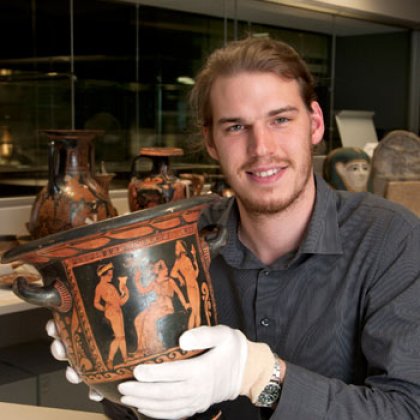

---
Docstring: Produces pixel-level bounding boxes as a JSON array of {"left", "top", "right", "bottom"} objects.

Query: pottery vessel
[
  {"left": 27, "top": 130, "right": 118, "bottom": 239},
  {"left": 3, "top": 195, "right": 225, "bottom": 413},
  {"left": 128, "top": 147, "right": 186, "bottom": 211}
]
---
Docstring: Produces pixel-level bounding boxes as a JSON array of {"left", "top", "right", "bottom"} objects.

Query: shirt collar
[
  {"left": 214, "top": 174, "right": 343, "bottom": 269},
  {"left": 297, "top": 175, "right": 343, "bottom": 256}
]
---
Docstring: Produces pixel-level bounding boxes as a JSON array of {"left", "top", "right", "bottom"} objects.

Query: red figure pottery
[
  {"left": 128, "top": 147, "right": 187, "bottom": 211},
  {"left": 27, "top": 130, "right": 118, "bottom": 239},
  {"left": 3, "top": 195, "right": 226, "bottom": 419}
]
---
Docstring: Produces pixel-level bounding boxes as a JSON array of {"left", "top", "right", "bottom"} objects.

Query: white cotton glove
[
  {"left": 118, "top": 325, "right": 248, "bottom": 419},
  {"left": 45, "top": 319, "right": 104, "bottom": 402}
]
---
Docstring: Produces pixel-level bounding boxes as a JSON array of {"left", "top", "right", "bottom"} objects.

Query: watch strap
[{"left": 254, "top": 353, "right": 282, "bottom": 408}]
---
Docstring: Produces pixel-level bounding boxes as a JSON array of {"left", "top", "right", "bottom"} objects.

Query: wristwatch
[{"left": 255, "top": 353, "right": 282, "bottom": 408}]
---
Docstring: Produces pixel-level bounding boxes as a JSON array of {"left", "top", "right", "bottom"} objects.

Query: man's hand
[
  {"left": 118, "top": 325, "right": 248, "bottom": 419},
  {"left": 45, "top": 319, "right": 104, "bottom": 402}
]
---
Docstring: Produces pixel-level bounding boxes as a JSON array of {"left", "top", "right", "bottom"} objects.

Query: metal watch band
[{"left": 255, "top": 353, "right": 282, "bottom": 408}]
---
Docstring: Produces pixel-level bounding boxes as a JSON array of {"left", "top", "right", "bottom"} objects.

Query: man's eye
[
  {"left": 226, "top": 124, "right": 243, "bottom": 133},
  {"left": 274, "top": 117, "right": 289, "bottom": 124}
]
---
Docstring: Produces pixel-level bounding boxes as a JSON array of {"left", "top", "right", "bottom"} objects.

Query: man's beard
[{"left": 222, "top": 152, "right": 313, "bottom": 217}]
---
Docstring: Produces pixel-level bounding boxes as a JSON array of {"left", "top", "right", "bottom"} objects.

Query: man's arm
[{"left": 272, "top": 223, "right": 420, "bottom": 419}]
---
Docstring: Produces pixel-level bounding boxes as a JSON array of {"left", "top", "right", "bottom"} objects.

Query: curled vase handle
[
  {"left": 13, "top": 276, "right": 72, "bottom": 313},
  {"left": 201, "top": 224, "right": 228, "bottom": 259}
]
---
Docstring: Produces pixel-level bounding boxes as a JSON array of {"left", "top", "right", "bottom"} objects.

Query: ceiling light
[
  {"left": 177, "top": 76, "right": 195, "bottom": 85},
  {"left": 0, "top": 69, "right": 12, "bottom": 76}
]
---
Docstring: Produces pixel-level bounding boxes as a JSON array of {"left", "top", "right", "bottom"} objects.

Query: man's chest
[{"left": 210, "top": 254, "right": 368, "bottom": 383}]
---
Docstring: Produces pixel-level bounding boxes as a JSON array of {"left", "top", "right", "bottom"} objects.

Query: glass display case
[{"left": 0, "top": 0, "right": 413, "bottom": 196}]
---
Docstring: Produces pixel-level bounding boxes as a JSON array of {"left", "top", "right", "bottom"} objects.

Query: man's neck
[{"left": 237, "top": 180, "right": 316, "bottom": 265}]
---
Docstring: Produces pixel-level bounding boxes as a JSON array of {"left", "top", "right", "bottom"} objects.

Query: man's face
[
  {"left": 336, "top": 159, "right": 370, "bottom": 192},
  {"left": 204, "top": 72, "right": 324, "bottom": 215},
  {"left": 103, "top": 269, "right": 113, "bottom": 282}
]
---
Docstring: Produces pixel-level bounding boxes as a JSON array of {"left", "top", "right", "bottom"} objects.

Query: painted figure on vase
[
  {"left": 323, "top": 147, "right": 371, "bottom": 192},
  {"left": 93, "top": 263, "right": 129, "bottom": 369},
  {"left": 170, "top": 240, "right": 201, "bottom": 329},
  {"left": 134, "top": 258, "right": 190, "bottom": 357}
]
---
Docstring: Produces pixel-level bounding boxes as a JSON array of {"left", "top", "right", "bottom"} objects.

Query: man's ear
[
  {"left": 203, "top": 127, "right": 219, "bottom": 161},
  {"left": 310, "top": 101, "right": 325, "bottom": 146}
]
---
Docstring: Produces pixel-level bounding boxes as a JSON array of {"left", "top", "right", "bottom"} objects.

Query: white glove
[
  {"left": 45, "top": 319, "right": 104, "bottom": 402},
  {"left": 118, "top": 325, "right": 248, "bottom": 419}
]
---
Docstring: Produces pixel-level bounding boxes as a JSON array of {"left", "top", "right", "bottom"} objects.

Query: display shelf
[{"left": 0, "top": 287, "right": 35, "bottom": 315}]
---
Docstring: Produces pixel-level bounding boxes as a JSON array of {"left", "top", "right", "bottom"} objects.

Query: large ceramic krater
[{"left": 3, "top": 195, "right": 226, "bottom": 407}]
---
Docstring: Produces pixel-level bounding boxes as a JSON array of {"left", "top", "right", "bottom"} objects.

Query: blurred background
[{"left": 0, "top": 0, "right": 418, "bottom": 196}]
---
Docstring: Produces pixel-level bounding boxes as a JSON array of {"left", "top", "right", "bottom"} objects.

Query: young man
[{"left": 49, "top": 37, "right": 420, "bottom": 419}]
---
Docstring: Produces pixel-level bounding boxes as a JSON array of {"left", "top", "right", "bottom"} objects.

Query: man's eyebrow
[
  {"left": 267, "top": 106, "right": 298, "bottom": 116},
  {"left": 216, "top": 106, "right": 299, "bottom": 125},
  {"left": 216, "top": 117, "right": 243, "bottom": 125}
]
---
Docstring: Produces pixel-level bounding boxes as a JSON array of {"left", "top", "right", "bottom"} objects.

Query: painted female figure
[{"left": 134, "top": 259, "right": 190, "bottom": 357}]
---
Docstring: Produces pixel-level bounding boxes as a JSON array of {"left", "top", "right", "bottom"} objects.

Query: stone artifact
[
  {"left": 128, "top": 147, "right": 187, "bottom": 212},
  {"left": 323, "top": 147, "right": 371, "bottom": 192},
  {"left": 3, "top": 195, "right": 225, "bottom": 418},
  {"left": 370, "top": 130, "right": 420, "bottom": 196},
  {"left": 385, "top": 180, "right": 420, "bottom": 216},
  {"left": 27, "top": 130, "right": 118, "bottom": 239}
]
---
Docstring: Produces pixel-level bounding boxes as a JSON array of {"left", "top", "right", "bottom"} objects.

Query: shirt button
[
  {"left": 260, "top": 318, "right": 271, "bottom": 327},
  {"left": 263, "top": 270, "right": 270, "bottom": 276}
]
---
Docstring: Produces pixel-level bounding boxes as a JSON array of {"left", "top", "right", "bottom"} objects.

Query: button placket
[{"left": 255, "top": 268, "right": 276, "bottom": 342}]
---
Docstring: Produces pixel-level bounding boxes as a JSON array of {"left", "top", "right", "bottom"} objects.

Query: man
[{"left": 48, "top": 37, "right": 420, "bottom": 419}]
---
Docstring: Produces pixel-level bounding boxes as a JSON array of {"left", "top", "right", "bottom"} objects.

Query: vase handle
[
  {"left": 201, "top": 224, "right": 227, "bottom": 259},
  {"left": 47, "top": 140, "right": 59, "bottom": 195},
  {"left": 13, "top": 276, "right": 72, "bottom": 313}
]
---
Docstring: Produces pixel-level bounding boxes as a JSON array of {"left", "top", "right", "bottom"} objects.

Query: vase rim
[
  {"left": 139, "top": 147, "right": 184, "bottom": 157},
  {"left": 2, "top": 194, "right": 219, "bottom": 263}
]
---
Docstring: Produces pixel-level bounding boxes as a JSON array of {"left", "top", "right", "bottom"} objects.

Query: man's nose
[{"left": 247, "top": 125, "right": 276, "bottom": 156}]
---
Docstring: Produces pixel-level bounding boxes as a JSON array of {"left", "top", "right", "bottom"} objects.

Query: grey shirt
[{"left": 199, "top": 175, "right": 420, "bottom": 419}]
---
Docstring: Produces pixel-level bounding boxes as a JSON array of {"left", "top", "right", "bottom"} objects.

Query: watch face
[{"left": 256, "top": 383, "right": 281, "bottom": 407}]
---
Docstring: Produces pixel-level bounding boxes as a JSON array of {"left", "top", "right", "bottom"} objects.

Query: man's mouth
[{"left": 251, "top": 168, "right": 280, "bottom": 178}]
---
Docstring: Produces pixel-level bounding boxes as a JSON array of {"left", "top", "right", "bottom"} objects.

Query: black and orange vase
[
  {"left": 3, "top": 195, "right": 226, "bottom": 419},
  {"left": 27, "top": 130, "right": 118, "bottom": 239},
  {"left": 128, "top": 147, "right": 187, "bottom": 212}
]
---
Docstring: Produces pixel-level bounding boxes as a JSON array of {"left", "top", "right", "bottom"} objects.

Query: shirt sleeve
[{"left": 271, "top": 221, "right": 420, "bottom": 420}]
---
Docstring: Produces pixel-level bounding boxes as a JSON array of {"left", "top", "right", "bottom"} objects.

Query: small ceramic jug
[{"left": 128, "top": 147, "right": 187, "bottom": 212}]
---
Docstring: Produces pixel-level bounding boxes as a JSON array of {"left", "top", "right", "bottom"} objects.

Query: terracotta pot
[
  {"left": 128, "top": 147, "right": 187, "bottom": 211},
  {"left": 27, "top": 130, "right": 118, "bottom": 239},
  {"left": 2, "top": 195, "right": 226, "bottom": 417}
]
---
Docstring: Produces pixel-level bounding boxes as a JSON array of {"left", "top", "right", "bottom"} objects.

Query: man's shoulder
[
  {"left": 334, "top": 189, "right": 420, "bottom": 230},
  {"left": 199, "top": 196, "right": 235, "bottom": 227}
]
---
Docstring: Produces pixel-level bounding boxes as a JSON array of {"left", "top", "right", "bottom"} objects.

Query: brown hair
[{"left": 189, "top": 36, "right": 317, "bottom": 131}]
